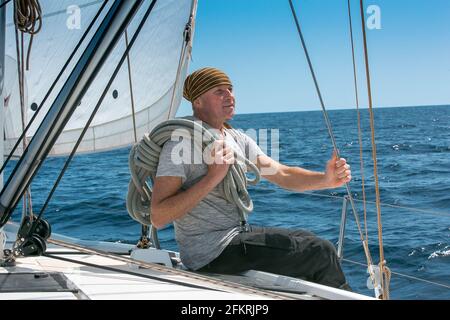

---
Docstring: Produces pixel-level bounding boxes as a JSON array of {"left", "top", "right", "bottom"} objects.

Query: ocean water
[{"left": 5, "top": 105, "right": 450, "bottom": 300}]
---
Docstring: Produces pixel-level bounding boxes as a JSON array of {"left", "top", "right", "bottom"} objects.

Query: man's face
[{"left": 194, "top": 84, "right": 235, "bottom": 123}]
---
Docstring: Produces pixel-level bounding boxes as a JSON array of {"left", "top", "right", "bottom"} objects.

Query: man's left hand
[{"left": 325, "top": 151, "right": 352, "bottom": 188}]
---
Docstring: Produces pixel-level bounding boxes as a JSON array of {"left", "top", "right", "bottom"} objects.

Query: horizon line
[{"left": 232, "top": 103, "right": 450, "bottom": 116}]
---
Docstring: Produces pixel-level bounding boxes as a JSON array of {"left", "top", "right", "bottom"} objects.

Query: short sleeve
[
  {"left": 240, "top": 132, "right": 265, "bottom": 164},
  {"left": 156, "top": 139, "right": 189, "bottom": 183},
  {"left": 233, "top": 130, "right": 265, "bottom": 163}
]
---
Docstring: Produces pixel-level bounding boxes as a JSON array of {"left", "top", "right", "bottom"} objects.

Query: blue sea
[{"left": 6, "top": 105, "right": 450, "bottom": 300}]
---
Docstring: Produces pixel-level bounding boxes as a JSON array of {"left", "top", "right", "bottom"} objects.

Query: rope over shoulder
[{"left": 126, "top": 118, "right": 260, "bottom": 229}]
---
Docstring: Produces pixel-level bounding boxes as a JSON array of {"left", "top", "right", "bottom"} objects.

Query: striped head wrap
[{"left": 183, "top": 67, "right": 232, "bottom": 102}]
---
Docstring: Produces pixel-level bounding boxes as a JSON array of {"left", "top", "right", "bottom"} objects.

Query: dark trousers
[{"left": 198, "top": 225, "right": 349, "bottom": 289}]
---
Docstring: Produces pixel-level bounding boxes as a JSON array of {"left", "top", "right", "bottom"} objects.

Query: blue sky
[{"left": 177, "top": 0, "right": 450, "bottom": 116}]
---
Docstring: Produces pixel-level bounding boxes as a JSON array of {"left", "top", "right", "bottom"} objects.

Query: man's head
[{"left": 183, "top": 67, "right": 235, "bottom": 128}]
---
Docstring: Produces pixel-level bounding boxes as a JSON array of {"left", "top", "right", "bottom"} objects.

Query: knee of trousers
[{"left": 315, "top": 238, "right": 338, "bottom": 260}]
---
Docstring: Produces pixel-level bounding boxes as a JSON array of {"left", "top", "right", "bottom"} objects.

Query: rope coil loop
[
  {"left": 127, "top": 118, "right": 260, "bottom": 226},
  {"left": 14, "top": 0, "right": 42, "bottom": 34},
  {"left": 14, "top": 0, "right": 42, "bottom": 70}
]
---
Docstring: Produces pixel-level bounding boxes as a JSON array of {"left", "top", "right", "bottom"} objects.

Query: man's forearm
[
  {"left": 152, "top": 174, "right": 221, "bottom": 227},
  {"left": 277, "top": 166, "right": 330, "bottom": 192}
]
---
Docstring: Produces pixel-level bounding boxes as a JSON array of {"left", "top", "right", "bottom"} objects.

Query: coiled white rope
[{"left": 126, "top": 118, "right": 260, "bottom": 228}]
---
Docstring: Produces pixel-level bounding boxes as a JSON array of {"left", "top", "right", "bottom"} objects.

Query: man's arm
[
  {"left": 151, "top": 175, "right": 222, "bottom": 229},
  {"left": 256, "top": 152, "right": 351, "bottom": 192},
  {"left": 151, "top": 140, "right": 234, "bottom": 229}
]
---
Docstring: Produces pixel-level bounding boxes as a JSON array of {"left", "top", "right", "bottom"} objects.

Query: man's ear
[{"left": 192, "top": 97, "right": 201, "bottom": 110}]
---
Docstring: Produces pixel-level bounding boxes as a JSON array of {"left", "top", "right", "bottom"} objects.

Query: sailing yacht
[{"left": 2, "top": 0, "right": 438, "bottom": 301}]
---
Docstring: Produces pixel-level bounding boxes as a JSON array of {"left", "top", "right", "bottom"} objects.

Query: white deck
[
  {"left": 1, "top": 248, "right": 272, "bottom": 300},
  {"left": 0, "top": 223, "right": 375, "bottom": 300}
]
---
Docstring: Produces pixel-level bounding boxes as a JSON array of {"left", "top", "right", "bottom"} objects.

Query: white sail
[{"left": 3, "top": 0, "right": 195, "bottom": 156}]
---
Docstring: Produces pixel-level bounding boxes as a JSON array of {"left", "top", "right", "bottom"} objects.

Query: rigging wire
[
  {"left": 0, "top": 0, "right": 108, "bottom": 177},
  {"left": 347, "top": 0, "right": 370, "bottom": 249},
  {"left": 167, "top": 4, "right": 196, "bottom": 120},
  {"left": 124, "top": 29, "right": 138, "bottom": 144},
  {"left": 359, "top": 0, "right": 390, "bottom": 299},
  {"left": 287, "top": 0, "right": 378, "bottom": 291},
  {"left": 13, "top": 0, "right": 39, "bottom": 221},
  {"left": 300, "top": 191, "right": 450, "bottom": 218},
  {"left": 124, "top": 27, "right": 153, "bottom": 249},
  {"left": 166, "top": 35, "right": 188, "bottom": 119}
]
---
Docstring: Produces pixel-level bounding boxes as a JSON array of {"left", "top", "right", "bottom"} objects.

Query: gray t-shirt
[{"left": 155, "top": 119, "right": 264, "bottom": 270}]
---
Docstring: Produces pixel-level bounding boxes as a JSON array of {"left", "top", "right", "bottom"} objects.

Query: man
[{"left": 151, "top": 67, "right": 352, "bottom": 290}]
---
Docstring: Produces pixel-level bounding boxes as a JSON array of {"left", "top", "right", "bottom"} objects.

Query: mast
[{"left": 0, "top": 0, "right": 144, "bottom": 227}]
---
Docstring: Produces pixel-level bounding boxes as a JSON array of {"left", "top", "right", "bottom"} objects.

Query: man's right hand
[{"left": 206, "top": 140, "right": 235, "bottom": 184}]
